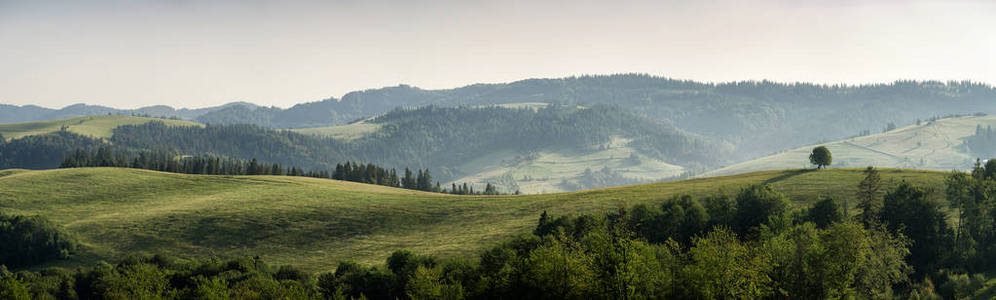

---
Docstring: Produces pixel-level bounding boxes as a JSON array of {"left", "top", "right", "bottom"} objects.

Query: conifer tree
[{"left": 856, "top": 166, "right": 882, "bottom": 226}]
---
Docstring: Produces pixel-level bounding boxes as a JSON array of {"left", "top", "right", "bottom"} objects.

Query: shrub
[{"left": 0, "top": 211, "right": 77, "bottom": 268}]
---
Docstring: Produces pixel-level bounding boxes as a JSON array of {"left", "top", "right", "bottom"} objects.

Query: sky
[{"left": 0, "top": 0, "right": 993, "bottom": 109}]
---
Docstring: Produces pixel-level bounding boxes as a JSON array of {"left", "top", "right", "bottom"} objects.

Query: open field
[
  {"left": 289, "top": 121, "right": 383, "bottom": 141},
  {"left": 705, "top": 115, "right": 996, "bottom": 176},
  {"left": 0, "top": 167, "right": 948, "bottom": 272},
  {"left": 0, "top": 115, "right": 202, "bottom": 141}
]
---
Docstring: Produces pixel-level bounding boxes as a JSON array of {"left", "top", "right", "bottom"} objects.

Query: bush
[{"left": 0, "top": 211, "right": 77, "bottom": 268}]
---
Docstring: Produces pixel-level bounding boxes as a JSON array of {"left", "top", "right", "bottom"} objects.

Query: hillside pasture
[{"left": 0, "top": 167, "right": 947, "bottom": 272}]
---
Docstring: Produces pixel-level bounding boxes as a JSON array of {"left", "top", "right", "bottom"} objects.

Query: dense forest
[
  {"left": 3, "top": 166, "right": 996, "bottom": 299},
  {"left": 0, "top": 131, "right": 106, "bottom": 169}
]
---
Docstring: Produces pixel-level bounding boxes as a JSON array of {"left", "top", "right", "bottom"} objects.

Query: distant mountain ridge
[{"left": 0, "top": 102, "right": 257, "bottom": 124}]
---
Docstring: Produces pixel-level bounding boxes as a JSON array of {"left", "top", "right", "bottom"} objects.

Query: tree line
[
  {"left": 962, "top": 124, "right": 996, "bottom": 158},
  {"left": 60, "top": 147, "right": 304, "bottom": 177},
  {"left": 58, "top": 147, "right": 503, "bottom": 195}
]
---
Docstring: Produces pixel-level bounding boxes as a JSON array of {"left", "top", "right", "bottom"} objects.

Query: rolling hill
[
  {"left": 706, "top": 114, "right": 996, "bottom": 176},
  {"left": 0, "top": 167, "right": 948, "bottom": 273},
  {"left": 0, "top": 115, "right": 201, "bottom": 141},
  {"left": 7, "top": 76, "right": 995, "bottom": 163},
  {"left": 1, "top": 106, "right": 727, "bottom": 193}
]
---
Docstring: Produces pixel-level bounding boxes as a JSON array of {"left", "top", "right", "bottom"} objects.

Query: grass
[
  {"left": 0, "top": 167, "right": 948, "bottom": 273},
  {"left": 706, "top": 115, "right": 996, "bottom": 176},
  {"left": 0, "top": 115, "right": 202, "bottom": 141},
  {"left": 290, "top": 122, "right": 383, "bottom": 141}
]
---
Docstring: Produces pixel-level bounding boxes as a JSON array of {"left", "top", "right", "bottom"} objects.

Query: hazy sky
[{"left": 1, "top": 0, "right": 993, "bottom": 109}]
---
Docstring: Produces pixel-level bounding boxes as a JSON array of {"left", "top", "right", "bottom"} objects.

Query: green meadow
[{"left": 0, "top": 167, "right": 947, "bottom": 273}]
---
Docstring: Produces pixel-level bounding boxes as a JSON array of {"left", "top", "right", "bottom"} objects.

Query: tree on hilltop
[{"left": 810, "top": 146, "right": 832, "bottom": 169}]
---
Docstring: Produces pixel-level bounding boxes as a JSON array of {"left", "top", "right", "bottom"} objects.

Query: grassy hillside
[
  {"left": 0, "top": 167, "right": 947, "bottom": 272},
  {"left": 446, "top": 136, "right": 685, "bottom": 194},
  {"left": 0, "top": 115, "right": 201, "bottom": 141},
  {"left": 706, "top": 115, "right": 996, "bottom": 176},
  {"left": 290, "top": 121, "right": 383, "bottom": 141}
]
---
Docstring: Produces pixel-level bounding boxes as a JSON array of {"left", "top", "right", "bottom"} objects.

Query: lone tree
[{"left": 810, "top": 146, "right": 832, "bottom": 169}]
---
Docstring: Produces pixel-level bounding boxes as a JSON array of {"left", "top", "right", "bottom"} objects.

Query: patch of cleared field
[
  {"left": 448, "top": 136, "right": 685, "bottom": 194},
  {"left": 472, "top": 102, "right": 553, "bottom": 110},
  {"left": 706, "top": 115, "right": 996, "bottom": 176},
  {"left": 0, "top": 167, "right": 947, "bottom": 273},
  {"left": 0, "top": 115, "right": 202, "bottom": 141},
  {"left": 290, "top": 122, "right": 383, "bottom": 141}
]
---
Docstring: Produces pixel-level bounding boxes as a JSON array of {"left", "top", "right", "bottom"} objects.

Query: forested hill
[
  {"left": 336, "top": 104, "right": 730, "bottom": 191},
  {"left": 0, "top": 105, "right": 724, "bottom": 192},
  {"left": 194, "top": 76, "right": 996, "bottom": 160},
  {"left": 6, "top": 76, "right": 994, "bottom": 160}
]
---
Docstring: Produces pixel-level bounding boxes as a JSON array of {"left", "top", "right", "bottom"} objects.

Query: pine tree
[
  {"left": 246, "top": 158, "right": 258, "bottom": 175},
  {"left": 403, "top": 168, "right": 415, "bottom": 189},
  {"left": 856, "top": 166, "right": 882, "bottom": 226}
]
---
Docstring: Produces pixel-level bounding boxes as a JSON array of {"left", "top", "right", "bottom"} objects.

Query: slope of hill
[
  {"left": 0, "top": 115, "right": 201, "bottom": 141},
  {"left": 0, "top": 167, "right": 947, "bottom": 272},
  {"left": 705, "top": 115, "right": 996, "bottom": 176},
  {"left": 290, "top": 121, "right": 383, "bottom": 141}
]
